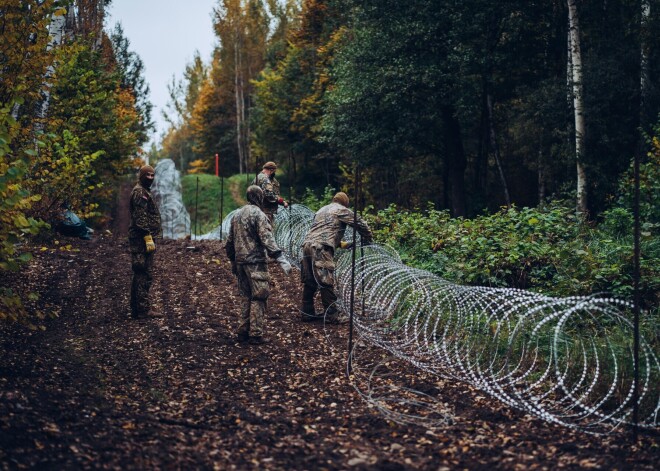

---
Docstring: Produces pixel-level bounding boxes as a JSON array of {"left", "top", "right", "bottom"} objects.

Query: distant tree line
[{"left": 160, "top": 0, "right": 660, "bottom": 218}]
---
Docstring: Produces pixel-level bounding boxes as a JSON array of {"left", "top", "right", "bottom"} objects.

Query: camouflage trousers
[
  {"left": 300, "top": 242, "right": 338, "bottom": 316},
  {"left": 236, "top": 263, "right": 270, "bottom": 337},
  {"left": 130, "top": 250, "right": 154, "bottom": 317}
]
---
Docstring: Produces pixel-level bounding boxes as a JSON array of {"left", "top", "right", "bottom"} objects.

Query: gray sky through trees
[{"left": 106, "top": 0, "right": 217, "bottom": 147}]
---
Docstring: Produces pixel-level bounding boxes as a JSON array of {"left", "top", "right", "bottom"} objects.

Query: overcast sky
[{"left": 106, "top": 1, "right": 218, "bottom": 148}]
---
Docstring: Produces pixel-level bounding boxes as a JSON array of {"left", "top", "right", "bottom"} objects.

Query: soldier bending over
[{"left": 300, "top": 192, "right": 372, "bottom": 324}]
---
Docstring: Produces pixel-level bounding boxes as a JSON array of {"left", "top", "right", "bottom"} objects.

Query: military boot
[{"left": 326, "top": 310, "right": 349, "bottom": 324}]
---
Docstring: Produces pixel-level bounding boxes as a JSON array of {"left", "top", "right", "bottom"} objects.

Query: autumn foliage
[{"left": 0, "top": 0, "right": 150, "bottom": 324}]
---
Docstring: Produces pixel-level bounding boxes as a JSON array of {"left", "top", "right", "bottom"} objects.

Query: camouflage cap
[
  {"left": 247, "top": 185, "right": 264, "bottom": 206},
  {"left": 262, "top": 161, "right": 277, "bottom": 170},
  {"left": 332, "top": 192, "right": 349, "bottom": 207}
]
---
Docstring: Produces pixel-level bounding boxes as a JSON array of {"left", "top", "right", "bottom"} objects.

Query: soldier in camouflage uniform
[
  {"left": 226, "top": 185, "right": 292, "bottom": 344},
  {"left": 300, "top": 192, "right": 373, "bottom": 323},
  {"left": 128, "top": 165, "right": 162, "bottom": 319},
  {"left": 252, "top": 161, "right": 288, "bottom": 226}
]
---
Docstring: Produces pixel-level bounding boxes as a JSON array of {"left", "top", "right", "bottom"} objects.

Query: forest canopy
[{"left": 159, "top": 0, "right": 660, "bottom": 219}]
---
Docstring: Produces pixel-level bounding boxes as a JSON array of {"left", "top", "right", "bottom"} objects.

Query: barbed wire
[
  {"left": 273, "top": 205, "right": 659, "bottom": 433},
  {"left": 158, "top": 183, "right": 658, "bottom": 433},
  {"left": 152, "top": 160, "right": 190, "bottom": 240}
]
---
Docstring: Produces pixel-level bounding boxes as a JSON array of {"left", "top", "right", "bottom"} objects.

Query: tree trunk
[
  {"left": 441, "top": 106, "right": 466, "bottom": 217},
  {"left": 486, "top": 92, "right": 511, "bottom": 207},
  {"left": 442, "top": 160, "right": 449, "bottom": 211},
  {"left": 234, "top": 30, "right": 245, "bottom": 175},
  {"left": 567, "top": 0, "right": 588, "bottom": 215},
  {"left": 640, "top": 0, "right": 650, "bottom": 130},
  {"left": 538, "top": 134, "right": 546, "bottom": 204},
  {"left": 245, "top": 62, "right": 252, "bottom": 172},
  {"left": 474, "top": 93, "right": 488, "bottom": 194},
  {"left": 30, "top": 6, "right": 69, "bottom": 127}
]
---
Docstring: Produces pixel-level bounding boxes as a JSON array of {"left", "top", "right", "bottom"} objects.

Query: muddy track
[{"left": 0, "top": 234, "right": 657, "bottom": 470}]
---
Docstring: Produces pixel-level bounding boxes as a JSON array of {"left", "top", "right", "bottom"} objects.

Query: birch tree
[
  {"left": 567, "top": 0, "right": 588, "bottom": 215},
  {"left": 34, "top": 6, "right": 69, "bottom": 125}
]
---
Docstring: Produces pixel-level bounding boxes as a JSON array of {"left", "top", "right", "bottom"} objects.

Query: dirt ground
[{"left": 0, "top": 189, "right": 658, "bottom": 470}]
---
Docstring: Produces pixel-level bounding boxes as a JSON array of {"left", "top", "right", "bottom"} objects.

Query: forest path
[
  {"left": 229, "top": 177, "right": 247, "bottom": 207},
  {"left": 0, "top": 235, "right": 656, "bottom": 469}
]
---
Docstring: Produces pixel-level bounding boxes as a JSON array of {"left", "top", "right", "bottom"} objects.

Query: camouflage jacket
[
  {"left": 128, "top": 182, "right": 161, "bottom": 241},
  {"left": 225, "top": 203, "right": 282, "bottom": 264},
  {"left": 252, "top": 172, "right": 282, "bottom": 214},
  {"left": 303, "top": 202, "right": 372, "bottom": 249}
]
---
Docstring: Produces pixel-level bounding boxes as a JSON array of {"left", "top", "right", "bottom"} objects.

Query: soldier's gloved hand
[
  {"left": 144, "top": 234, "right": 156, "bottom": 253},
  {"left": 231, "top": 262, "right": 237, "bottom": 275},
  {"left": 340, "top": 240, "right": 353, "bottom": 250},
  {"left": 276, "top": 255, "right": 292, "bottom": 275}
]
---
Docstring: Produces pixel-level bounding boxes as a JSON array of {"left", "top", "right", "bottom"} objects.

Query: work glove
[
  {"left": 276, "top": 255, "right": 292, "bottom": 275},
  {"left": 340, "top": 240, "right": 353, "bottom": 250},
  {"left": 278, "top": 197, "right": 289, "bottom": 209},
  {"left": 144, "top": 234, "right": 156, "bottom": 253}
]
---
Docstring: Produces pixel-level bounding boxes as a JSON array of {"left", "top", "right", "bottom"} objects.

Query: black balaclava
[{"left": 139, "top": 165, "right": 155, "bottom": 189}]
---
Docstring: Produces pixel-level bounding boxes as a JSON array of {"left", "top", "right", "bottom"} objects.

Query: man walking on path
[
  {"left": 300, "top": 192, "right": 373, "bottom": 323},
  {"left": 252, "top": 161, "right": 288, "bottom": 226},
  {"left": 226, "top": 185, "right": 292, "bottom": 344},
  {"left": 128, "top": 165, "right": 162, "bottom": 319}
]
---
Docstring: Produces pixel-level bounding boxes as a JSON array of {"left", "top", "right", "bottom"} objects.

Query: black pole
[
  {"left": 632, "top": 149, "right": 641, "bottom": 441},
  {"left": 194, "top": 176, "right": 199, "bottom": 240},
  {"left": 347, "top": 165, "right": 360, "bottom": 377},
  {"left": 288, "top": 150, "right": 293, "bottom": 257},
  {"left": 220, "top": 155, "right": 225, "bottom": 240},
  {"left": 164, "top": 194, "right": 169, "bottom": 238}
]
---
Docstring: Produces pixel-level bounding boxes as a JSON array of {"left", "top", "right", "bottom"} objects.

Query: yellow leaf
[{"left": 14, "top": 215, "right": 29, "bottom": 227}]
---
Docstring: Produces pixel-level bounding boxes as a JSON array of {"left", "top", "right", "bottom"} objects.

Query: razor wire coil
[{"left": 152, "top": 168, "right": 658, "bottom": 434}]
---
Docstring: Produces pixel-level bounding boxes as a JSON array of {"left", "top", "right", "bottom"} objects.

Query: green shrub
[
  {"left": 0, "top": 100, "right": 50, "bottom": 325},
  {"left": 365, "top": 199, "right": 657, "bottom": 308},
  {"left": 299, "top": 185, "right": 336, "bottom": 212}
]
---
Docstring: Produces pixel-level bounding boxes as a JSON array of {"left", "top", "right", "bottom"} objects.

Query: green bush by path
[{"left": 364, "top": 200, "right": 658, "bottom": 309}]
